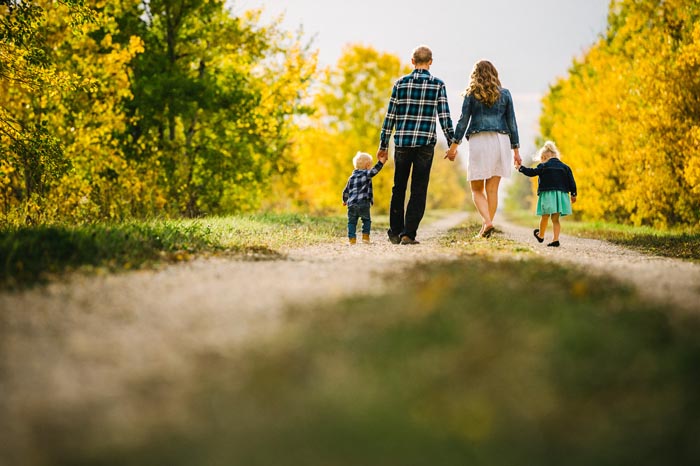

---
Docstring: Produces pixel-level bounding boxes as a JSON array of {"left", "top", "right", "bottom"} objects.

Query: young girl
[{"left": 517, "top": 141, "right": 577, "bottom": 247}]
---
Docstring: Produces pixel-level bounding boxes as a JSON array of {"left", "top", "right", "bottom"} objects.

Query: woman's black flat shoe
[
  {"left": 547, "top": 241, "right": 560, "bottom": 247},
  {"left": 533, "top": 229, "right": 544, "bottom": 243}
]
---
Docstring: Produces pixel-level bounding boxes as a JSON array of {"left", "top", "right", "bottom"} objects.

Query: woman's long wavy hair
[{"left": 462, "top": 60, "right": 502, "bottom": 107}]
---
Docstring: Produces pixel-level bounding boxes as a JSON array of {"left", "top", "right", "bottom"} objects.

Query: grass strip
[{"left": 0, "top": 213, "right": 345, "bottom": 288}]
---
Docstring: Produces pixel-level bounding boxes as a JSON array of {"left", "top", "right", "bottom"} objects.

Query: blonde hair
[
  {"left": 462, "top": 60, "right": 501, "bottom": 107},
  {"left": 412, "top": 45, "right": 432, "bottom": 65},
  {"left": 353, "top": 151, "right": 372, "bottom": 169},
  {"left": 536, "top": 140, "right": 560, "bottom": 162}
]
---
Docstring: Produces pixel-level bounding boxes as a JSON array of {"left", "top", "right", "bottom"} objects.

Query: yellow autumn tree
[{"left": 540, "top": 0, "right": 700, "bottom": 227}]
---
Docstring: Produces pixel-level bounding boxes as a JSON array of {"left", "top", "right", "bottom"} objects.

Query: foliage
[
  {"left": 0, "top": 0, "right": 316, "bottom": 225},
  {"left": 41, "top": 257, "right": 700, "bottom": 465},
  {"left": 271, "top": 44, "right": 468, "bottom": 215},
  {"left": 540, "top": 0, "right": 700, "bottom": 227},
  {"left": 0, "top": 0, "right": 96, "bottom": 222},
  {"left": 119, "top": 0, "right": 317, "bottom": 217},
  {"left": 0, "top": 213, "right": 345, "bottom": 287}
]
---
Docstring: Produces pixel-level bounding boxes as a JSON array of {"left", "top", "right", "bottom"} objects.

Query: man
[{"left": 377, "top": 45, "right": 456, "bottom": 245}]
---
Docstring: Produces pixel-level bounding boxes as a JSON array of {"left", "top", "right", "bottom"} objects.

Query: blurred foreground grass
[
  {"left": 507, "top": 209, "right": 700, "bottom": 261},
  {"left": 0, "top": 213, "right": 345, "bottom": 287},
  {"left": 51, "top": 257, "right": 700, "bottom": 466}
]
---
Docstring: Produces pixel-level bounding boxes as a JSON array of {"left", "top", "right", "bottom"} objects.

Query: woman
[{"left": 446, "top": 60, "right": 521, "bottom": 237}]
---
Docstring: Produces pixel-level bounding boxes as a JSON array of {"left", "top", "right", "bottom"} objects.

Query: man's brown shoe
[{"left": 400, "top": 235, "right": 420, "bottom": 245}]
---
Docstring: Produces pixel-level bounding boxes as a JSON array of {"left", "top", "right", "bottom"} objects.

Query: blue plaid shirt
[
  {"left": 342, "top": 161, "right": 384, "bottom": 206},
  {"left": 379, "top": 69, "right": 456, "bottom": 151}
]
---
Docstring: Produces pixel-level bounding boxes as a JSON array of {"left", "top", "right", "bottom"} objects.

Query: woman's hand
[
  {"left": 444, "top": 143, "right": 459, "bottom": 161},
  {"left": 513, "top": 148, "right": 522, "bottom": 166}
]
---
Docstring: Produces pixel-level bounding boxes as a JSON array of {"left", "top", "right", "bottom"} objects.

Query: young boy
[{"left": 342, "top": 151, "right": 388, "bottom": 244}]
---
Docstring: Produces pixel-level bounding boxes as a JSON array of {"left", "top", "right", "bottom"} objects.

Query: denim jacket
[{"left": 453, "top": 88, "right": 520, "bottom": 149}]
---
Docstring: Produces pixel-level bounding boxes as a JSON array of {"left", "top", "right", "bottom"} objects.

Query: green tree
[{"left": 117, "top": 0, "right": 316, "bottom": 216}]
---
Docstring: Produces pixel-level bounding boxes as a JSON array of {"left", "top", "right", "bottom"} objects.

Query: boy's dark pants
[
  {"left": 347, "top": 201, "right": 371, "bottom": 238},
  {"left": 389, "top": 146, "right": 434, "bottom": 240}
]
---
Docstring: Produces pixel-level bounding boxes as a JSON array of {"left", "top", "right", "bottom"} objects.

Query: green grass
[
  {"left": 50, "top": 257, "right": 700, "bottom": 466},
  {"left": 507, "top": 209, "right": 700, "bottom": 261},
  {"left": 441, "top": 217, "right": 536, "bottom": 257},
  {"left": 0, "top": 213, "right": 346, "bottom": 288}
]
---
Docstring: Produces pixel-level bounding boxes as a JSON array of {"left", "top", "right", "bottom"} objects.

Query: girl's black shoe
[
  {"left": 533, "top": 229, "right": 544, "bottom": 243},
  {"left": 547, "top": 241, "right": 560, "bottom": 247}
]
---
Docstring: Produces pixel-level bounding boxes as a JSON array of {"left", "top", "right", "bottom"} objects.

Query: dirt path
[
  {"left": 1, "top": 210, "right": 699, "bottom": 462},
  {"left": 0, "top": 212, "right": 470, "bottom": 461},
  {"left": 497, "top": 218, "right": 700, "bottom": 313}
]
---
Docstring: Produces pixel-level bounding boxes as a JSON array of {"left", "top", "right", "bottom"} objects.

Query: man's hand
[
  {"left": 377, "top": 149, "right": 389, "bottom": 164},
  {"left": 444, "top": 146, "right": 458, "bottom": 161}
]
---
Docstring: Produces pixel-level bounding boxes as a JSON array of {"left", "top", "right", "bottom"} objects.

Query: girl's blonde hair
[
  {"left": 536, "top": 140, "right": 560, "bottom": 162},
  {"left": 353, "top": 151, "right": 372, "bottom": 169},
  {"left": 462, "top": 60, "right": 501, "bottom": 107}
]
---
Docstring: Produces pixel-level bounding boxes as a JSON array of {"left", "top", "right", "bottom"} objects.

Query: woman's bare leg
[
  {"left": 470, "top": 179, "right": 492, "bottom": 233},
  {"left": 485, "top": 176, "right": 501, "bottom": 222}
]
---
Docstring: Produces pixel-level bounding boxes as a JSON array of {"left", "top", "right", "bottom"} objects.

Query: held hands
[
  {"left": 376, "top": 149, "right": 389, "bottom": 164},
  {"left": 444, "top": 144, "right": 458, "bottom": 161},
  {"left": 513, "top": 149, "right": 522, "bottom": 169}
]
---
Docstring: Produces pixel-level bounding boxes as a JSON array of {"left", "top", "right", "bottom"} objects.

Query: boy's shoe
[
  {"left": 362, "top": 233, "right": 370, "bottom": 244},
  {"left": 388, "top": 234, "right": 401, "bottom": 244},
  {"left": 547, "top": 240, "right": 560, "bottom": 247},
  {"left": 400, "top": 235, "right": 420, "bottom": 245},
  {"left": 533, "top": 229, "right": 544, "bottom": 243},
  {"left": 349, "top": 237, "right": 357, "bottom": 245}
]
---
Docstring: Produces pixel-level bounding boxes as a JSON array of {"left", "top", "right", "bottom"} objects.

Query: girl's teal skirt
[{"left": 536, "top": 190, "right": 572, "bottom": 216}]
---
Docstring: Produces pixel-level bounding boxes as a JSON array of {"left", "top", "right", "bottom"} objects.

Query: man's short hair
[{"left": 412, "top": 46, "right": 432, "bottom": 65}]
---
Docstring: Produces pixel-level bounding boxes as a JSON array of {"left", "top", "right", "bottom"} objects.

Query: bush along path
[{"left": 1, "top": 210, "right": 700, "bottom": 465}]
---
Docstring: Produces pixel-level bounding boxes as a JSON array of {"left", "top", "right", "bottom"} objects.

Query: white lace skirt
[{"left": 466, "top": 132, "right": 513, "bottom": 181}]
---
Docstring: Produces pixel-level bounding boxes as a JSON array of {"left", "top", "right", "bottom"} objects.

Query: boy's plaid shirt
[
  {"left": 342, "top": 161, "right": 384, "bottom": 206},
  {"left": 379, "top": 69, "right": 456, "bottom": 151}
]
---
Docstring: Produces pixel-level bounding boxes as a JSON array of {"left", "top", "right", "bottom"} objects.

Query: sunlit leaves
[
  {"left": 1, "top": 0, "right": 316, "bottom": 224},
  {"left": 541, "top": 0, "right": 700, "bottom": 228}
]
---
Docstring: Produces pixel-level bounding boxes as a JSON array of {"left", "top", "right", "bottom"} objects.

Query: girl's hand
[{"left": 571, "top": 195, "right": 577, "bottom": 203}]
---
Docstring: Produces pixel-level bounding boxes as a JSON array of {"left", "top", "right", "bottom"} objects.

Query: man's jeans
[
  {"left": 347, "top": 201, "right": 371, "bottom": 238},
  {"left": 389, "top": 146, "right": 434, "bottom": 240}
]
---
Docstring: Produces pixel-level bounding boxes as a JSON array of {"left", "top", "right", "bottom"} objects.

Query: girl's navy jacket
[{"left": 518, "top": 158, "right": 577, "bottom": 196}]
